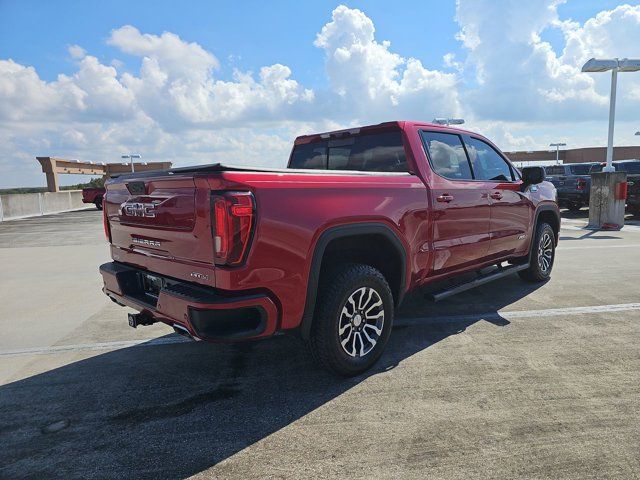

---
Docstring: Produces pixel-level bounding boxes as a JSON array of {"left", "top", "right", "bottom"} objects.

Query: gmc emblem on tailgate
[{"left": 120, "top": 202, "right": 156, "bottom": 218}]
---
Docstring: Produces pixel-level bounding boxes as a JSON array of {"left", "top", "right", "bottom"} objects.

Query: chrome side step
[{"left": 428, "top": 263, "right": 530, "bottom": 302}]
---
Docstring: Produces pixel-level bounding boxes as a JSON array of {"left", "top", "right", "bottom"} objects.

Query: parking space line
[
  {"left": 2, "top": 302, "right": 639, "bottom": 357},
  {"left": 0, "top": 336, "right": 191, "bottom": 357},
  {"left": 559, "top": 244, "right": 640, "bottom": 250},
  {"left": 0, "top": 232, "right": 91, "bottom": 236},
  {"left": 397, "top": 302, "right": 640, "bottom": 326}
]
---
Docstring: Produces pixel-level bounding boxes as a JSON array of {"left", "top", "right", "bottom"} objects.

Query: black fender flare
[
  {"left": 298, "top": 222, "right": 408, "bottom": 340},
  {"left": 533, "top": 204, "right": 560, "bottom": 240},
  {"left": 527, "top": 204, "right": 560, "bottom": 262}
]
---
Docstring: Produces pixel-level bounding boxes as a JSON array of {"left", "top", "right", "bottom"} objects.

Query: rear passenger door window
[
  {"left": 420, "top": 131, "right": 473, "bottom": 180},
  {"left": 464, "top": 137, "right": 514, "bottom": 182}
]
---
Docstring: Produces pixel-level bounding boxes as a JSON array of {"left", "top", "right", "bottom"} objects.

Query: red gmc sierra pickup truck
[{"left": 100, "top": 121, "right": 559, "bottom": 375}]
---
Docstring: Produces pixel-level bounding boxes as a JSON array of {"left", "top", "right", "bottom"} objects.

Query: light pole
[
  {"left": 432, "top": 118, "right": 465, "bottom": 126},
  {"left": 121, "top": 154, "right": 142, "bottom": 172},
  {"left": 582, "top": 58, "right": 640, "bottom": 172},
  {"left": 549, "top": 142, "right": 566, "bottom": 164}
]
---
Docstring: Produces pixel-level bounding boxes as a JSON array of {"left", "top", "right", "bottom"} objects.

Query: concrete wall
[{"left": 0, "top": 191, "right": 92, "bottom": 222}]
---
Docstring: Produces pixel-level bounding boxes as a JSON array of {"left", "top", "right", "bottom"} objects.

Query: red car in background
[
  {"left": 82, "top": 187, "right": 105, "bottom": 210},
  {"left": 99, "top": 121, "right": 559, "bottom": 375}
]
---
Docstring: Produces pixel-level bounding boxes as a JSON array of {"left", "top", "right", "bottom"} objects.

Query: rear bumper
[{"left": 100, "top": 262, "right": 278, "bottom": 341}]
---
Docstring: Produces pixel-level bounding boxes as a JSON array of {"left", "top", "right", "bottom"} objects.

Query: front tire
[
  {"left": 308, "top": 264, "right": 394, "bottom": 376},
  {"left": 518, "top": 222, "right": 555, "bottom": 282},
  {"left": 566, "top": 202, "right": 581, "bottom": 212},
  {"left": 95, "top": 198, "right": 103, "bottom": 210}
]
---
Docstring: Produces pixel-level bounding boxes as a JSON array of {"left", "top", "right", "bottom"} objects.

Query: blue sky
[
  {"left": 1, "top": 1, "right": 640, "bottom": 187},
  {"left": 1, "top": 0, "right": 623, "bottom": 83},
  {"left": 0, "top": 1, "right": 459, "bottom": 85}
]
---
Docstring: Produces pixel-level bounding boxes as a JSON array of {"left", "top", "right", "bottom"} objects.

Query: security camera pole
[
  {"left": 581, "top": 58, "right": 640, "bottom": 229},
  {"left": 121, "top": 154, "right": 142, "bottom": 173},
  {"left": 549, "top": 143, "right": 566, "bottom": 164}
]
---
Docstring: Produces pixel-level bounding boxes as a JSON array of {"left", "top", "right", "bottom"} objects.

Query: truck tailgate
[{"left": 105, "top": 174, "right": 216, "bottom": 283}]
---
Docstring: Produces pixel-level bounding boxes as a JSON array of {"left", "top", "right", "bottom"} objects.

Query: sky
[{"left": 1, "top": 0, "right": 640, "bottom": 188}]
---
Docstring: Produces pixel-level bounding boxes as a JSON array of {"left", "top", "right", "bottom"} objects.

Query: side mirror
[{"left": 521, "top": 166, "right": 545, "bottom": 189}]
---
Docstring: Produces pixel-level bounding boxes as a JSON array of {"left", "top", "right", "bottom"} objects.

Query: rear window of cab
[
  {"left": 545, "top": 166, "right": 566, "bottom": 176},
  {"left": 590, "top": 162, "right": 640, "bottom": 174},
  {"left": 289, "top": 131, "right": 408, "bottom": 172},
  {"left": 570, "top": 164, "right": 592, "bottom": 175}
]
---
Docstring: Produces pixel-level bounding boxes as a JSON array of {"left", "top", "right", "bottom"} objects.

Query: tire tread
[
  {"left": 518, "top": 222, "right": 555, "bottom": 282},
  {"left": 307, "top": 263, "right": 392, "bottom": 376}
]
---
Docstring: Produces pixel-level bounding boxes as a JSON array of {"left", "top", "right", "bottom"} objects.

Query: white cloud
[
  {"left": 1, "top": 26, "right": 315, "bottom": 131},
  {"left": 110, "top": 25, "right": 314, "bottom": 129},
  {"left": 315, "top": 5, "right": 460, "bottom": 120},
  {"left": 0, "top": 59, "right": 84, "bottom": 122},
  {"left": 560, "top": 5, "right": 640, "bottom": 66},
  {"left": 443, "top": 53, "right": 463, "bottom": 73},
  {"left": 107, "top": 25, "right": 220, "bottom": 79},
  {"left": 68, "top": 45, "right": 86, "bottom": 59},
  {"left": 455, "top": 0, "right": 640, "bottom": 122},
  {"left": 67, "top": 55, "right": 136, "bottom": 120}
]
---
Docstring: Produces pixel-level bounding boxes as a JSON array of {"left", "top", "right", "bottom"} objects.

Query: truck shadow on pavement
[
  {"left": 559, "top": 229, "right": 622, "bottom": 241},
  {"left": 0, "top": 278, "right": 542, "bottom": 479},
  {"left": 560, "top": 208, "right": 640, "bottom": 223}
]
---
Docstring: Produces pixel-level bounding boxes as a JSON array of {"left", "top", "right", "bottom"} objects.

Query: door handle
[
  {"left": 436, "top": 194, "right": 454, "bottom": 203},
  {"left": 490, "top": 191, "right": 503, "bottom": 200}
]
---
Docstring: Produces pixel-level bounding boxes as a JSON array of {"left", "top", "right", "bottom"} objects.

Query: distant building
[{"left": 504, "top": 146, "right": 640, "bottom": 165}]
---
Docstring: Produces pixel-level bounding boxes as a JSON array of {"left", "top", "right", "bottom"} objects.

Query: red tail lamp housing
[
  {"left": 212, "top": 191, "right": 255, "bottom": 266},
  {"left": 576, "top": 178, "right": 587, "bottom": 191}
]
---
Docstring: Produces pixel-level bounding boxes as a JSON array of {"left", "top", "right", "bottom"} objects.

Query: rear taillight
[
  {"left": 576, "top": 178, "right": 587, "bottom": 190},
  {"left": 212, "top": 191, "right": 255, "bottom": 266},
  {"left": 103, "top": 196, "right": 111, "bottom": 242}
]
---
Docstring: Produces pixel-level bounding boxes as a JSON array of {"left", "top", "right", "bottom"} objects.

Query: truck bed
[{"left": 103, "top": 167, "right": 426, "bottom": 331}]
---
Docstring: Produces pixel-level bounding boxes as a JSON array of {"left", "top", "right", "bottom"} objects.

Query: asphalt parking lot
[{"left": 1, "top": 209, "right": 639, "bottom": 479}]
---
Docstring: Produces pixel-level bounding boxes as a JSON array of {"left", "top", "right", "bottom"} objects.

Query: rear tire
[
  {"left": 307, "top": 264, "right": 394, "bottom": 376},
  {"left": 566, "top": 202, "right": 581, "bottom": 212},
  {"left": 95, "top": 198, "right": 103, "bottom": 210},
  {"left": 518, "top": 222, "right": 555, "bottom": 282}
]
